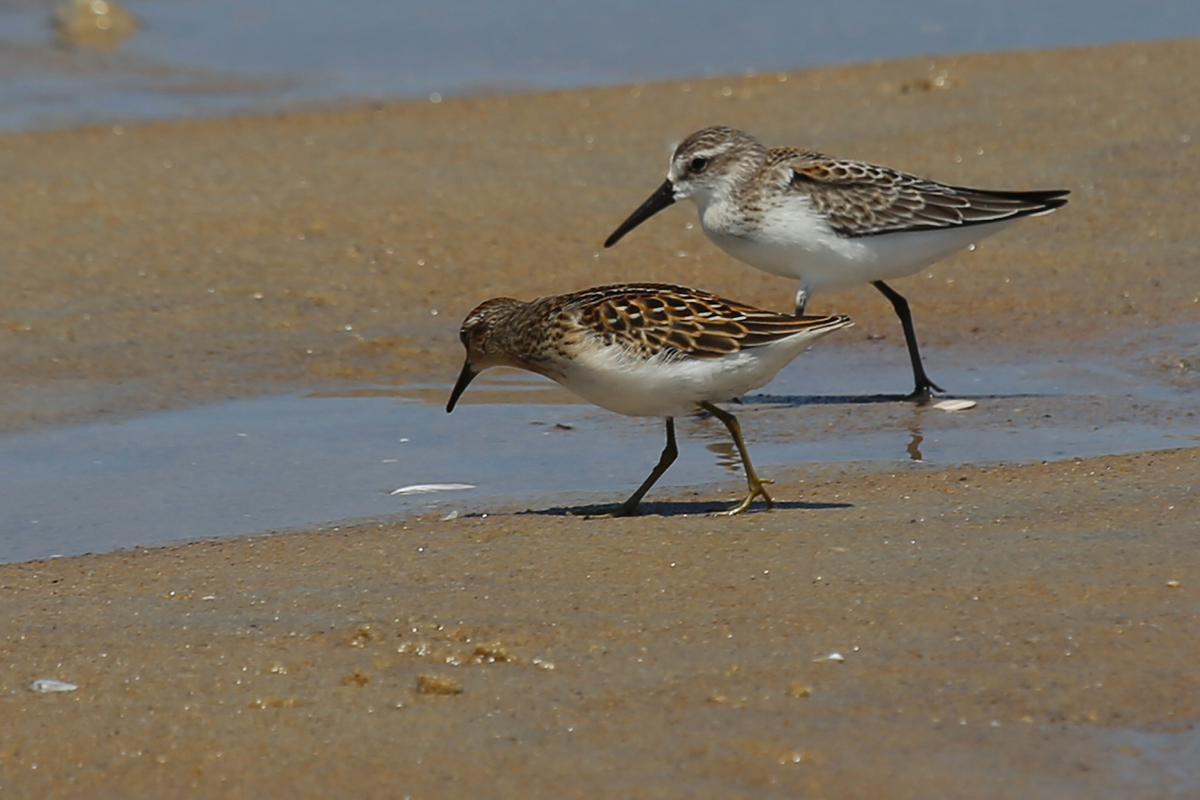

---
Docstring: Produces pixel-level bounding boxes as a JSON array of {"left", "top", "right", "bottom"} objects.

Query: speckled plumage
[
  {"left": 630, "top": 126, "right": 1069, "bottom": 243},
  {"left": 604, "top": 126, "right": 1069, "bottom": 400},
  {"left": 447, "top": 283, "right": 852, "bottom": 516}
]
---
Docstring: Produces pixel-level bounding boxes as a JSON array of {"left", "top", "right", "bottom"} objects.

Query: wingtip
[{"left": 1029, "top": 192, "right": 1070, "bottom": 216}]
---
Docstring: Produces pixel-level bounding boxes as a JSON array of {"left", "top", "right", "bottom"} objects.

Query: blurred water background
[{"left": 0, "top": 0, "right": 1198, "bottom": 131}]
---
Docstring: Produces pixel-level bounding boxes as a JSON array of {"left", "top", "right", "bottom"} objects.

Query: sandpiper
[
  {"left": 446, "top": 283, "right": 852, "bottom": 516},
  {"left": 604, "top": 126, "right": 1069, "bottom": 401}
]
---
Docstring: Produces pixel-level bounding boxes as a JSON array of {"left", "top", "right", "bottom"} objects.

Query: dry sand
[{"left": 1, "top": 38, "right": 1199, "bottom": 798}]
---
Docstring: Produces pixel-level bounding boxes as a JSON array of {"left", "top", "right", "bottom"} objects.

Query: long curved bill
[
  {"left": 603, "top": 179, "right": 677, "bottom": 248},
  {"left": 446, "top": 360, "right": 478, "bottom": 412}
]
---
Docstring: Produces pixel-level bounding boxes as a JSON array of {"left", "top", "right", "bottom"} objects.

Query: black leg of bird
[
  {"left": 871, "top": 280, "right": 944, "bottom": 401},
  {"left": 610, "top": 417, "right": 679, "bottom": 517}
]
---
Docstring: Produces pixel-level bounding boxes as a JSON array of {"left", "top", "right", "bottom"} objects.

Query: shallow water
[
  {"left": 1, "top": 0, "right": 1199, "bottom": 130},
  {"left": 1105, "top": 726, "right": 1200, "bottom": 793},
  {"left": 1, "top": 344, "right": 1196, "bottom": 564}
]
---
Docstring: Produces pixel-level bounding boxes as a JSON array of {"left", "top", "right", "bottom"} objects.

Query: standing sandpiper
[
  {"left": 604, "top": 126, "right": 1068, "bottom": 401},
  {"left": 447, "top": 283, "right": 852, "bottom": 516}
]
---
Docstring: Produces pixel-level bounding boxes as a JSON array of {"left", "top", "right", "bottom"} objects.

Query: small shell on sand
[
  {"left": 390, "top": 483, "right": 475, "bottom": 496},
  {"left": 933, "top": 399, "right": 978, "bottom": 412}
]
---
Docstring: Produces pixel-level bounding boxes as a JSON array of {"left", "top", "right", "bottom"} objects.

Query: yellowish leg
[
  {"left": 700, "top": 401, "right": 774, "bottom": 515},
  {"left": 602, "top": 418, "right": 678, "bottom": 518}
]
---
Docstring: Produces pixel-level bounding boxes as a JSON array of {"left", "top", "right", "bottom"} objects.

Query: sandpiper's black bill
[
  {"left": 603, "top": 179, "right": 677, "bottom": 248},
  {"left": 446, "top": 361, "right": 478, "bottom": 412}
]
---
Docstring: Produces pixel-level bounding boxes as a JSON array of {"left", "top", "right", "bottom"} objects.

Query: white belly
[
  {"left": 703, "top": 201, "right": 1015, "bottom": 294},
  {"left": 555, "top": 326, "right": 844, "bottom": 418}
]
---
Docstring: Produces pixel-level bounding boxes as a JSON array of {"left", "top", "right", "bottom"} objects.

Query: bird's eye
[
  {"left": 459, "top": 328, "right": 470, "bottom": 346},
  {"left": 689, "top": 157, "right": 709, "bottom": 173}
]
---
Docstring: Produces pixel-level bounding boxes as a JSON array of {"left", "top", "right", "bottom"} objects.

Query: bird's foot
[
  {"left": 716, "top": 478, "right": 775, "bottom": 516},
  {"left": 904, "top": 382, "right": 945, "bottom": 405},
  {"left": 588, "top": 501, "right": 642, "bottom": 519}
]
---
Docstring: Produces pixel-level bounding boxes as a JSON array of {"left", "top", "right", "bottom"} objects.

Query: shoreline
[
  {"left": 2, "top": 444, "right": 1197, "bottom": 797},
  {"left": 1, "top": 38, "right": 1197, "bottom": 434},
  {"left": 0, "top": 38, "right": 1198, "bottom": 797}
]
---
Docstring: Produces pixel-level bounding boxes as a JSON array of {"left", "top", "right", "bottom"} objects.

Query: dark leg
[
  {"left": 607, "top": 418, "right": 678, "bottom": 517},
  {"left": 871, "top": 280, "right": 944, "bottom": 402},
  {"left": 699, "top": 402, "right": 774, "bottom": 515}
]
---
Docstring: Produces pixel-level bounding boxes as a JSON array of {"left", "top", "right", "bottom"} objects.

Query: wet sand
[
  {"left": 1, "top": 38, "right": 1199, "bottom": 797},
  {"left": 2, "top": 38, "right": 1197, "bottom": 432},
  {"left": 2, "top": 447, "right": 1197, "bottom": 798}
]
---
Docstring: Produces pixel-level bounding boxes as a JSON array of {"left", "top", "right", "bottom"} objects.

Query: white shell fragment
[
  {"left": 815, "top": 652, "right": 845, "bottom": 663},
  {"left": 390, "top": 483, "right": 475, "bottom": 496},
  {"left": 933, "top": 399, "right": 977, "bottom": 412},
  {"left": 31, "top": 679, "right": 78, "bottom": 693}
]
